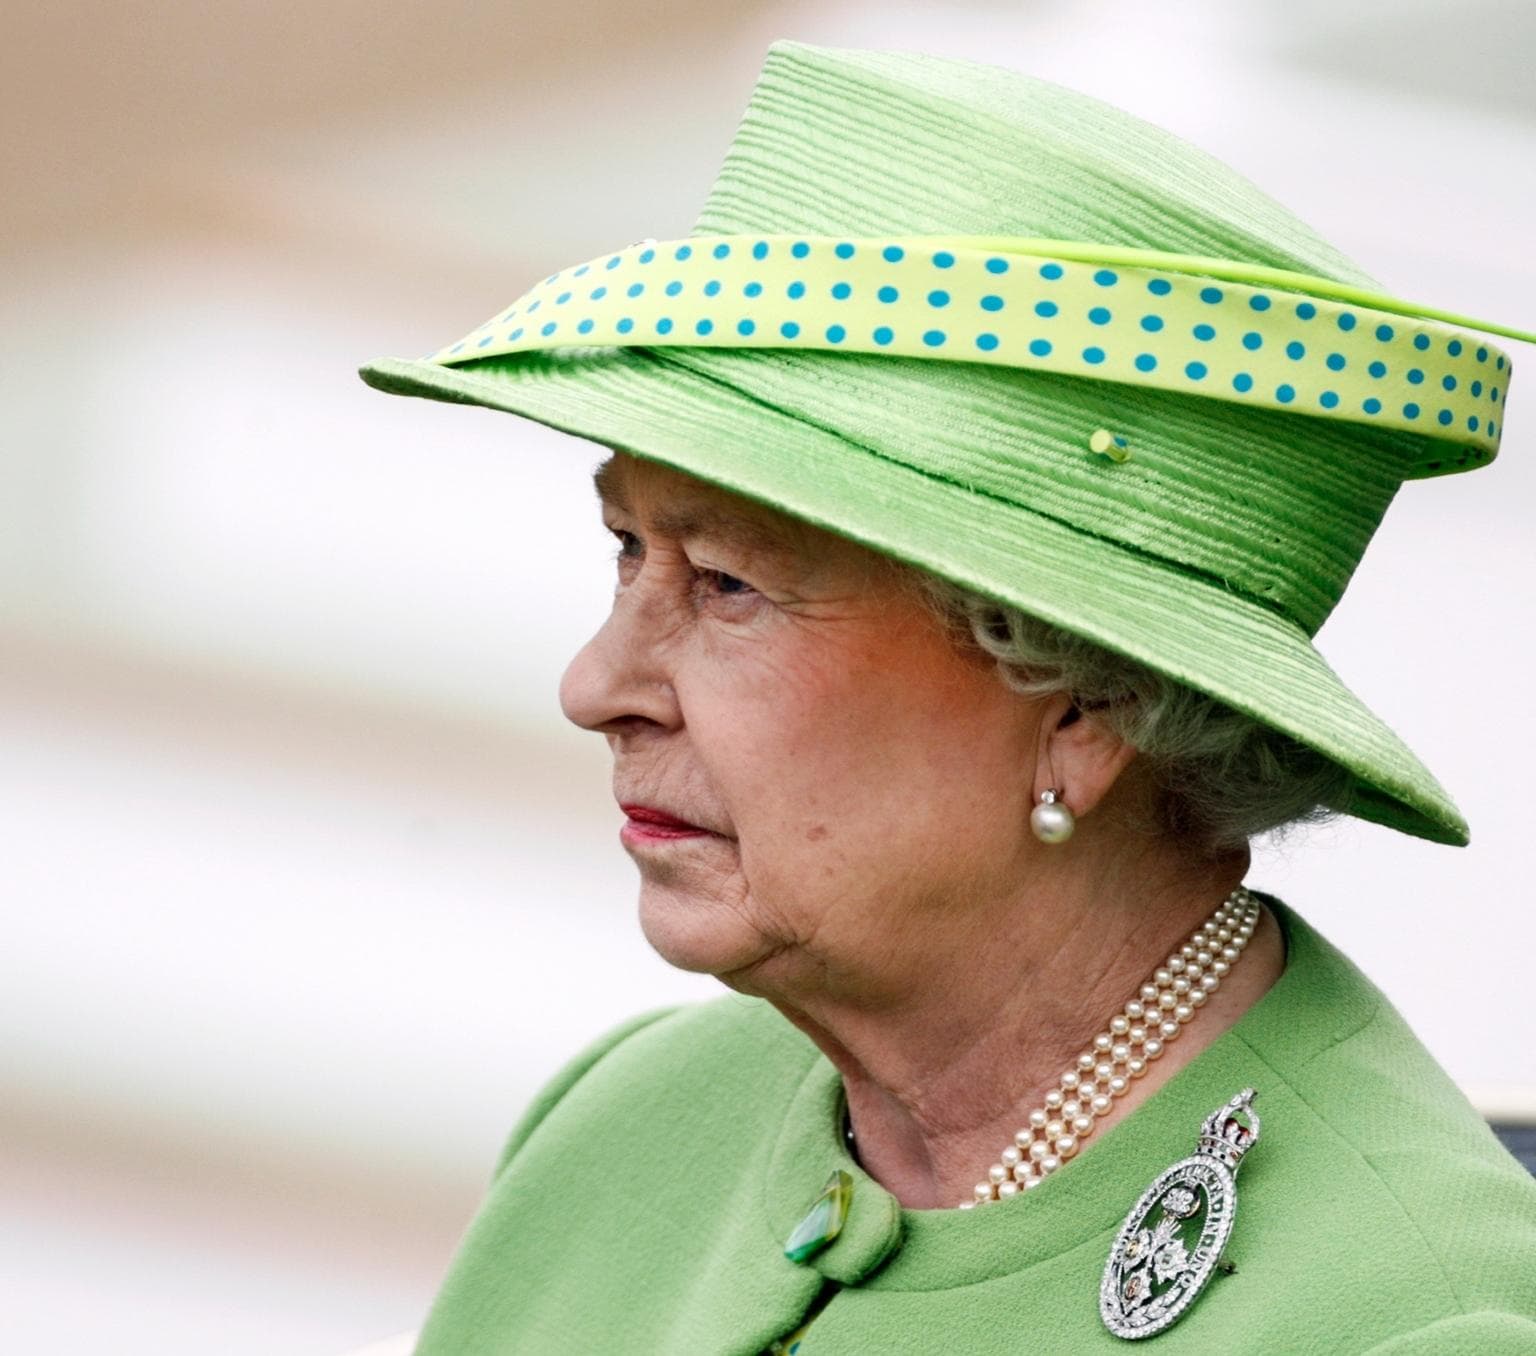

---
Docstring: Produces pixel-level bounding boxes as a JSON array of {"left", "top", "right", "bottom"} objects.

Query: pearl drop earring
[{"left": 1030, "top": 788, "right": 1075, "bottom": 844}]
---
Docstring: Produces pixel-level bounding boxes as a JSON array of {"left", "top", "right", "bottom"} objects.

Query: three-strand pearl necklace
[{"left": 959, "top": 886, "right": 1261, "bottom": 1209}]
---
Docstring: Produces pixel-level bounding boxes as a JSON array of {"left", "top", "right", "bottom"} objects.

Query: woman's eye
[{"left": 699, "top": 568, "right": 753, "bottom": 597}]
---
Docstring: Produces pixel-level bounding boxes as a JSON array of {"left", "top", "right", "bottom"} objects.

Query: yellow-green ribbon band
[{"left": 433, "top": 235, "right": 1525, "bottom": 459}]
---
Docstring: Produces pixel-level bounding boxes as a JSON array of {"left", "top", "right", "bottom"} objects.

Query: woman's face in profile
[{"left": 559, "top": 452, "right": 1043, "bottom": 1000}]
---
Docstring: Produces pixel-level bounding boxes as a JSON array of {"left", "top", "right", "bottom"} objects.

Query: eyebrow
[{"left": 591, "top": 456, "right": 804, "bottom": 562}]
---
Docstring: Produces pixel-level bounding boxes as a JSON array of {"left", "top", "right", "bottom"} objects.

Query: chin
[{"left": 636, "top": 884, "right": 782, "bottom": 981}]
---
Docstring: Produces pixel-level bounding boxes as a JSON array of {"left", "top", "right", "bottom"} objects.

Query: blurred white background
[{"left": 3, "top": 2, "right": 1533, "bottom": 1351}]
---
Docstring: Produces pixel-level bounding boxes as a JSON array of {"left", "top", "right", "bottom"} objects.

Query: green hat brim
[{"left": 360, "top": 346, "right": 1468, "bottom": 847}]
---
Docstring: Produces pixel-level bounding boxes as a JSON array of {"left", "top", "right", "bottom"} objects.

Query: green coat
[{"left": 413, "top": 896, "right": 1536, "bottom": 1353}]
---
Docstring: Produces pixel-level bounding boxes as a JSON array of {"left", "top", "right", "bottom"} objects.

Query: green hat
[{"left": 359, "top": 39, "right": 1532, "bottom": 847}]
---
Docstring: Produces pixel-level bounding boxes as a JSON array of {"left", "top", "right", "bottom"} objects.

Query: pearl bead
[
  {"left": 997, "top": 1179, "right": 1020, "bottom": 1197},
  {"left": 1030, "top": 799, "right": 1074, "bottom": 843},
  {"left": 1212, "top": 959, "right": 1230, "bottom": 976},
  {"left": 1167, "top": 957, "right": 1185, "bottom": 974},
  {"left": 1013, "top": 1162, "right": 1034, "bottom": 1182},
  {"left": 1160, "top": 1020, "right": 1181, "bottom": 1040},
  {"left": 1029, "top": 1140, "right": 1050, "bottom": 1161},
  {"left": 1045, "top": 1089, "right": 1065, "bottom": 1110},
  {"left": 1062, "top": 1099, "right": 1082, "bottom": 1119},
  {"left": 1153, "top": 968, "right": 1172, "bottom": 987},
  {"left": 959, "top": 1200, "right": 976, "bottom": 1209},
  {"left": 1109, "top": 1074, "right": 1129, "bottom": 1095},
  {"left": 1125, "top": 1001, "right": 1145, "bottom": 1020},
  {"left": 1172, "top": 977, "right": 1191, "bottom": 995},
  {"left": 1196, "top": 950, "right": 1213, "bottom": 966},
  {"left": 1060, "top": 1070, "right": 1081, "bottom": 1091},
  {"left": 1040, "top": 1155, "right": 1061, "bottom": 1174},
  {"left": 975, "top": 1183, "right": 994, "bottom": 1200},
  {"left": 1144, "top": 1038, "right": 1164, "bottom": 1059},
  {"left": 1180, "top": 944, "right": 1197, "bottom": 960},
  {"left": 1056, "top": 1134, "right": 1078, "bottom": 1158},
  {"left": 1189, "top": 989, "right": 1208, "bottom": 1007},
  {"left": 1129, "top": 1025, "right": 1147, "bottom": 1045},
  {"left": 1140, "top": 984, "right": 1160, "bottom": 1003},
  {"left": 1158, "top": 992, "right": 1178, "bottom": 1010},
  {"left": 1174, "top": 1003, "right": 1194, "bottom": 1023},
  {"left": 1022, "top": 1174, "right": 1043, "bottom": 1190},
  {"left": 1029, "top": 1109, "right": 1048, "bottom": 1130},
  {"left": 1077, "top": 1053, "right": 1097, "bottom": 1072},
  {"left": 989, "top": 1163, "right": 1010, "bottom": 1184},
  {"left": 1110, "top": 1016, "right": 1130, "bottom": 1035},
  {"left": 1111, "top": 1042, "right": 1131, "bottom": 1062},
  {"left": 1092, "top": 1061, "right": 1112, "bottom": 1082},
  {"left": 1045, "top": 1119, "right": 1065, "bottom": 1140},
  {"left": 1071, "top": 1113, "right": 1094, "bottom": 1136},
  {"left": 1093, "top": 1033, "right": 1113, "bottom": 1053},
  {"left": 1127, "top": 1057, "right": 1148, "bottom": 1078},
  {"left": 1001, "top": 1145, "right": 1021, "bottom": 1167},
  {"left": 1091, "top": 1093, "right": 1112, "bottom": 1115}
]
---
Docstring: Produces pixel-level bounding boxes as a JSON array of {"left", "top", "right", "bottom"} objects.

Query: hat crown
[{"left": 672, "top": 41, "right": 1433, "bottom": 636}]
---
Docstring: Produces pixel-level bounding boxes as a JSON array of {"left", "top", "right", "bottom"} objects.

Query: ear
[{"left": 1032, "top": 692, "right": 1139, "bottom": 819}]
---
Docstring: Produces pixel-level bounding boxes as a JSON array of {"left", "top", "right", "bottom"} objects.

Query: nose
[{"left": 559, "top": 586, "right": 682, "bottom": 736}]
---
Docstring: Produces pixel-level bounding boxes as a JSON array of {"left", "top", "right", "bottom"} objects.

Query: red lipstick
[{"left": 619, "top": 803, "right": 714, "bottom": 843}]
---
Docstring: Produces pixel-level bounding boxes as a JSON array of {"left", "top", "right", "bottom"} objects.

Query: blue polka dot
[
  {"left": 981, "top": 294, "right": 1006, "bottom": 312},
  {"left": 638, "top": 248, "right": 655, "bottom": 264},
  {"left": 873, "top": 326, "right": 894, "bottom": 345},
  {"left": 657, "top": 317, "right": 673, "bottom": 334},
  {"left": 577, "top": 318, "right": 594, "bottom": 334},
  {"left": 744, "top": 281, "right": 763, "bottom": 298},
  {"left": 1034, "top": 300, "right": 1058, "bottom": 318},
  {"left": 1249, "top": 294, "right": 1272, "bottom": 311},
  {"left": 1363, "top": 397, "right": 1381, "bottom": 414},
  {"left": 1276, "top": 384, "right": 1295, "bottom": 403},
  {"left": 1337, "top": 313, "right": 1357, "bottom": 331},
  {"left": 665, "top": 280, "right": 683, "bottom": 296},
  {"left": 882, "top": 244, "right": 905, "bottom": 263},
  {"left": 1325, "top": 352, "right": 1346, "bottom": 371},
  {"left": 1469, "top": 415, "right": 1480, "bottom": 431},
  {"left": 1413, "top": 333, "right": 1430, "bottom": 350},
  {"left": 703, "top": 280, "right": 721, "bottom": 297},
  {"left": 572, "top": 266, "right": 587, "bottom": 277},
  {"left": 1403, "top": 401, "right": 1420, "bottom": 419},
  {"left": 606, "top": 256, "right": 622, "bottom": 270},
  {"left": 1134, "top": 353, "right": 1157, "bottom": 372},
  {"left": 1233, "top": 372, "right": 1254, "bottom": 393},
  {"left": 788, "top": 281, "right": 806, "bottom": 300},
  {"left": 752, "top": 240, "right": 769, "bottom": 260},
  {"left": 695, "top": 319, "right": 713, "bottom": 335},
  {"left": 1029, "top": 338, "right": 1052, "bottom": 357},
  {"left": 1476, "top": 346, "right": 1488, "bottom": 363},
  {"left": 976, "top": 332, "right": 1000, "bottom": 351},
  {"left": 527, "top": 300, "right": 541, "bottom": 312},
  {"left": 1090, "top": 306, "right": 1112, "bottom": 325},
  {"left": 1437, "top": 408, "right": 1454, "bottom": 426},
  {"left": 1368, "top": 360, "right": 1386, "bottom": 378},
  {"left": 831, "top": 282, "right": 852, "bottom": 300},
  {"left": 1497, "top": 355, "right": 1506, "bottom": 369},
  {"left": 1320, "top": 390, "right": 1339, "bottom": 408},
  {"left": 1242, "top": 332, "right": 1263, "bottom": 351},
  {"left": 674, "top": 245, "right": 692, "bottom": 261},
  {"left": 1296, "top": 302, "right": 1316, "bottom": 320},
  {"left": 616, "top": 318, "right": 633, "bottom": 334},
  {"left": 1442, "top": 374, "right": 1458, "bottom": 391},
  {"left": 1407, "top": 368, "right": 1424, "bottom": 385},
  {"left": 929, "top": 289, "right": 952, "bottom": 308},
  {"left": 626, "top": 282, "right": 645, "bottom": 297},
  {"left": 1094, "top": 269, "right": 1119, "bottom": 286},
  {"left": 1084, "top": 347, "right": 1107, "bottom": 364},
  {"left": 826, "top": 323, "right": 846, "bottom": 342},
  {"left": 1286, "top": 340, "right": 1306, "bottom": 360},
  {"left": 1148, "top": 278, "right": 1173, "bottom": 296},
  {"left": 923, "top": 329, "right": 947, "bottom": 346},
  {"left": 780, "top": 321, "right": 800, "bottom": 339},
  {"left": 835, "top": 242, "right": 855, "bottom": 259},
  {"left": 590, "top": 286, "right": 607, "bottom": 300},
  {"left": 1375, "top": 323, "right": 1394, "bottom": 342},
  {"left": 791, "top": 242, "right": 810, "bottom": 258},
  {"left": 1141, "top": 314, "right": 1165, "bottom": 332},
  {"left": 1200, "top": 286, "right": 1223, "bottom": 304},
  {"left": 736, "top": 319, "right": 755, "bottom": 336},
  {"left": 878, "top": 285, "right": 899, "bottom": 303},
  {"left": 712, "top": 243, "right": 731, "bottom": 259},
  {"left": 507, "top": 329, "right": 522, "bottom": 342},
  {"left": 985, "top": 257, "right": 1010, "bottom": 274},
  {"left": 1472, "top": 380, "right": 1483, "bottom": 396},
  {"left": 540, "top": 322, "right": 556, "bottom": 336},
  {"left": 1448, "top": 339, "right": 1463, "bottom": 357},
  {"left": 556, "top": 291, "right": 572, "bottom": 304},
  {"left": 1193, "top": 323, "right": 1215, "bottom": 341},
  {"left": 1039, "top": 262, "right": 1064, "bottom": 280},
  {"left": 932, "top": 251, "right": 955, "bottom": 269},
  {"left": 1185, "top": 360, "right": 1207, "bottom": 379}
]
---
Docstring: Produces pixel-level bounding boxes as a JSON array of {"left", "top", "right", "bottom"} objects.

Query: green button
[{"left": 784, "top": 1170, "right": 853, "bottom": 1263}]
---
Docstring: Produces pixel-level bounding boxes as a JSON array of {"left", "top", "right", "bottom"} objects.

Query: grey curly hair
[{"left": 907, "top": 572, "right": 1357, "bottom": 858}]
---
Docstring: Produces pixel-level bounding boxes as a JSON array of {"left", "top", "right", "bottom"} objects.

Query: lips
[{"left": 620, "top": 803, "right": 710, "bottom": 832}]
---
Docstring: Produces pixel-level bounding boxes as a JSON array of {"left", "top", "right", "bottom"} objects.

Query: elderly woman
[{"left": 358, "top": 39, "right": 1536, "bottom": 1354}]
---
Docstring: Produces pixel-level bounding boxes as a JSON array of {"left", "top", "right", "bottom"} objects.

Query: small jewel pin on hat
[{"left": 1100, "top": 1089, "right": 1261, "bottom": 1340}]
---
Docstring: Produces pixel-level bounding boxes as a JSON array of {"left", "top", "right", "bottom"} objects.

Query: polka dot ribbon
[{"left": 430, "top": 235, "right": 1532, "bottom": 458}]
